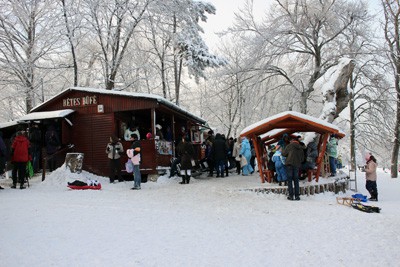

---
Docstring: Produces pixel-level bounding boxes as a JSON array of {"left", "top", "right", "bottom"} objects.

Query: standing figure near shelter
[
  {"left": 239, "top": 137, "right": 254, "bottom": 176},
  {"left": 45, "top": 125, "right": 61, "bottom": 172},
  {"left": 11, "top": 129, "right": 31, "bottom": 189},
  {"left": 212, "top": 133, "right": 228, "bottom": 178},
  {"left": 106, "top": 135, "right": 124, "bottom": 183},
  {"left": 282, "top": 137, "right": 306, "bottom": 200},
  {"left": 29, "top": 123, "right": 42, "bottom": 173},
  {"left": 272, "top": 145, "right": 287, "bottom": 186},
  {"left": 176, "top": 136, "right": 195, "bottom": 184},
  {"left": 326, "top": 134, "right": 338, "bottom": 176},
  {"left": 300, "top": 139, "right": 318, "bottom": 179},
  {"left": 124, "top": 124, "right": 140, "bottom": 141},
  {"left": 127, "top": 134, "right": 142, "bottom": 190},
  {"left": 232, "top": 138, "right": 242, "bottom": 175}
]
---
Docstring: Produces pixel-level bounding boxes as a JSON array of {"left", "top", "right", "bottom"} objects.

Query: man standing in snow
[
  {"left": 282, "top": 136, "right": 306, "bottom": 200},
  {"left": 11, "top": 129, "right": 31, "bottom": 189}
]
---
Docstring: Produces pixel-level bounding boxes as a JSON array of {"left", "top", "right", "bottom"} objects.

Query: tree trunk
[
  {"left": 390, "top": 64, "right": 400, "bottom": 178},
  {"left": 349, "top": 77, "right": 356, "bottom": 171}
]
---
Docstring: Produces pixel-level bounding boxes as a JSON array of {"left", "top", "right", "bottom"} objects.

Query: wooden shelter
[
  {"left": 240, "top": 111, "right": 345, "bottom": 183},
  {"left": 15, "top": 87, "right": 207, "bottom": 179}
]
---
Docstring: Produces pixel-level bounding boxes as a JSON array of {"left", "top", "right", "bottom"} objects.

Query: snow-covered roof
[
  {"left": 240, "top": 111, "right": 345, "bottom": 138},
  {"left": 0, "top": 120, "right": 19, "bottom": 129},
  {"left": 31, "top": 87, "right": 206, "bottom": 124},
  {"left": 18, "top": 109, "right": 75, "bottom": 122}
]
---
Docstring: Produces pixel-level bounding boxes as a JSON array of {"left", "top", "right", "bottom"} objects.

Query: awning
[
  {"left": 0, "top": 120, "right": 19, "bottom": 129},
  {"left": 18, "top": 109, "right": 75, "bottom": 122}
]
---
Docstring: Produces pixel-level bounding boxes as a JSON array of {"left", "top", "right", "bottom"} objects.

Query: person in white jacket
[
  {"left": 232, "top": 138, "right": 242, "bottom": 175},
  {"left": 106, "top": 135, "right": 124, "bottom": 183}
]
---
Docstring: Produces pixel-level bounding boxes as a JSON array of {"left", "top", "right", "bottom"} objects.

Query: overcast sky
[{"left": 200, "top": 0, "right": 270, "bottom": 49}]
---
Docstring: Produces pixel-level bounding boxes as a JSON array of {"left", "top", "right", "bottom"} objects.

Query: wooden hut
[
  {"left": 240, "top": 111, "right": 345, "bottom": 183},
  {"left": 17, "top": 87, "right": 207, "bottom": 179}
]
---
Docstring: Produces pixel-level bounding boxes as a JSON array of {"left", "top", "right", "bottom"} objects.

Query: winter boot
[
  {"left": 179, "top": 176, "right": 186, "bottom": 184},
  {"left": 186, "top": 175, "right": 190, "bottom": 184}
]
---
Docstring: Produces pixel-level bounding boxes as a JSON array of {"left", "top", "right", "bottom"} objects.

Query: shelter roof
[
  {"left": 18, "top": 109, "right": 75, "bottom": 122},
  {"left": 30, "top": 87, "right": 206, "bottom": 125},
  {"left": 240, "top": 111, "right": 345, "bottom": 142}
]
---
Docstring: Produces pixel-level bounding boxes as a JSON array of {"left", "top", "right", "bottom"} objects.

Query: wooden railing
[{"left": 41, "top": 144, "right": 74, "bottom": 181}]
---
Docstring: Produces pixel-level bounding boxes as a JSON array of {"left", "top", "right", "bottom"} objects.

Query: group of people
[
  {"left": 266, "top": 134, "right": 338, "bottom": 201},
  {"left": 107, "top": 132, "right": 142, "bottom": 190},
  {"left": 199, "top": 131, "right": 255, "bottom": 178},
  {"left": 0, "top": 124, "right": 61, "bottom": 190}
]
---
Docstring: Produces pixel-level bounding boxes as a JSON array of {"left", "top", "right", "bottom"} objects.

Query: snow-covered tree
[
  {"left": 0, "top": 0, "right": 62, "bottom": 113},
  {"left": 83, "top": 0, "right": 151, "bottom": 90},
  {"left": 381, "top": 0, "right": 400, "bottom": 178},
  {"left": 229, "top": 0, "right": 370, "bottom": 114},
  {"left": 142, "top": 0, "right": 226, "bottom": 105}
]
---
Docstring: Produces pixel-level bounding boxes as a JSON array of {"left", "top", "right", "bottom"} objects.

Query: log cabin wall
[{"left": 31, "top": 89, "right": 206, "bottom": 177}]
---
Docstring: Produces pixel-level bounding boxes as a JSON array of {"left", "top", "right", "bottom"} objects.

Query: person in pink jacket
[{"left": 365, "top": 153, "right": 378, "bottom": 201}]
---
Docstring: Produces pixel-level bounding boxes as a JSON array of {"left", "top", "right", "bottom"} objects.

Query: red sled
[{"left": 68, "top": 184, "right": 102, "bottom": 190}]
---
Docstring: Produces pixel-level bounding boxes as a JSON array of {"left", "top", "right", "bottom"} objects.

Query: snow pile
[
  {"left": 1, "top": 168, "right": 399, "bottom": 266},
  {"left": 40, "top": 163, "right": 108, "bottom": 188}
]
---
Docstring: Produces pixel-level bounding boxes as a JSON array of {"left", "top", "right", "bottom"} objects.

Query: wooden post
[
  {"left": 315, "top": 134, "right": 330, "bottom": 182},
  {"left": 252, "top": 135, "right": 265, "bottom": 183}
]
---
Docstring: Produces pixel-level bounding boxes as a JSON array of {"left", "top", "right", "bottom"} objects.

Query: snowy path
[{"left": 1, "top": 168, "right": 399, "bottom": 266}]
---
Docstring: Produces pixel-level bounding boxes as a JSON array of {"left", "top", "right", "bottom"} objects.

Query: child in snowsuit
[{"left": 272, "top": 145, "right": 287, "bottom": 186}]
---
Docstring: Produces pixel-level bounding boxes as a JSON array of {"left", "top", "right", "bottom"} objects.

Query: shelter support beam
[{"left": 252, "top": 136, "right": 265, "bottom": 183}]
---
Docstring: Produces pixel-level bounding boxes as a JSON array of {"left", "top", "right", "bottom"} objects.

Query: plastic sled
[
  {"left": 351, "top": 193, "right": 367, "bottom": 202},
  {"left": 68, "top": 184, "right": 102, "bottom": 190}
]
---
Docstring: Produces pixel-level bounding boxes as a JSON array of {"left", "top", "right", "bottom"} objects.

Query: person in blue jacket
[
  {"left": 272, "top": 145, "right": 287, "bottom": 186},
  {"left": 239, "top": 137, "right": 254, "bottom": 176}
]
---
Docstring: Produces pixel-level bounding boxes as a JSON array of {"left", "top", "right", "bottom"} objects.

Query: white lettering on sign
[{"left": 62, "top": 95, "right": 97, "bottom": 107}]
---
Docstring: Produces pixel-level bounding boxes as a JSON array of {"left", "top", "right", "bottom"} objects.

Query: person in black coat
[
  {"left": 212, "top": 133, "right": 228, "bottom": 178},
  {"left": 176, "top": 136, "right": 195, "bottom": 184},
  {"left": 29, "top": 123, "right": 42, "bottom": 173},
  {"left": 282, "top": 137, "right": 306, "bottom": 201},
  {"left": 45, "top": 125, "right": 60, "bottom": 172}
]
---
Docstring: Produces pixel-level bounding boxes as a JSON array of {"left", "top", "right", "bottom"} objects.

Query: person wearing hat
[{"left": 365, "top": 153, "right": 378, "bottom": 201}]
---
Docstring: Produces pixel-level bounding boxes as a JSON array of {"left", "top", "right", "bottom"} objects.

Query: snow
[
  {"left": 314, "top": 57, "right": 353, "bottom": 97},
  {"left": 1, "top": 166, "right": 399, "bottom": 266},
  {"left": 240, "top": 111, "right": 344, "bottom": 136},
  {"left": 29, "top": 87, "right": 206, "bottom": 124},
  {"left": 18, "top": 109, "right": 75, "bottom": 122}
]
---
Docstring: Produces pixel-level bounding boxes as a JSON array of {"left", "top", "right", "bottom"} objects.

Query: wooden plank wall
[{"left": 72, "top": 114, "right": 113, "bottom": 176}]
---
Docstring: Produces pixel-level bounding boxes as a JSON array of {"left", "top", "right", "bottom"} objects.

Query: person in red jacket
[{"left": 11, "top": 129, "right": 31, "bottom": 189}]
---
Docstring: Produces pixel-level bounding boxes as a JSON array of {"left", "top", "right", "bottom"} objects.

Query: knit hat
[{"left": 365, "top": 153, "right": 371, "bottom": 161}]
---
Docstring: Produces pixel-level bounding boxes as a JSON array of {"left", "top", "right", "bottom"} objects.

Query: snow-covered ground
[{"left": 1, "top": 166, "right": 399, "bottom": 267}]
